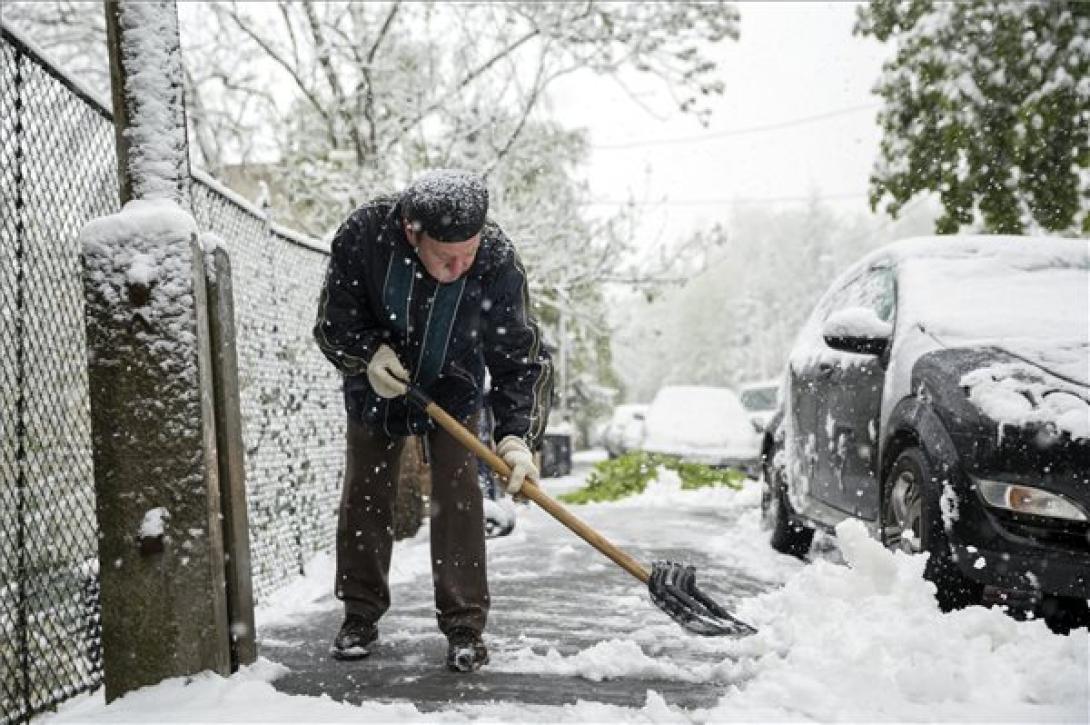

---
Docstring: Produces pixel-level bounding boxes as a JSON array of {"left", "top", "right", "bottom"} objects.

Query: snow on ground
[{"left": 46, "top": 460, "right": 1087, "bottom": 723}]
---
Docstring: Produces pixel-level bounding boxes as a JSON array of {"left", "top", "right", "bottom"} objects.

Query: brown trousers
[{"left": 335, "top": 415, "right": 489, "bottom": 635}]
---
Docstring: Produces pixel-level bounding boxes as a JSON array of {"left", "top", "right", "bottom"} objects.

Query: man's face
[{"left": 405, "top": 221, "right": 480, "bottom": 283}]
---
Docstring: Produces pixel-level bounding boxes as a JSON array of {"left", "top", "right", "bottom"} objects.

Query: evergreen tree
[{"left": 856, "top": 0, "right": 1090, "bottom": 234}]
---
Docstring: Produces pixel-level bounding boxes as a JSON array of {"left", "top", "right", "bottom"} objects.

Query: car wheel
[
  {"left": 885, "top": 448, "right": 982, "bottom": 611},
  {"left": 761, "top": 454, "right": 814, "bottom": 559}
]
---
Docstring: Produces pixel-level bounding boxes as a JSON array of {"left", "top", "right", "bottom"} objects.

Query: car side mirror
[{"left": 822, "top": 306, "right": 892, "bottom": 356}]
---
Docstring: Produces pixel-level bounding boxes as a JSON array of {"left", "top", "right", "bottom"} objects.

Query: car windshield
[
  {"left": 899, "top": 241, "right": 1089, "bottom": 383},
  {"left": 740, "top": 386, "right": 777, "bottom": 411}
]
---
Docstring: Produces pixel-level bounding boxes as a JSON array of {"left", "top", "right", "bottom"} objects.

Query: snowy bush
[{"left": 560, "top": 451, "right": 743, "bottom": 504}]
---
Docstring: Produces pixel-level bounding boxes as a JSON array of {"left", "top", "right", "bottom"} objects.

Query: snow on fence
[{"left": 1, "top": 24, "right": 344, "bottom": 724}]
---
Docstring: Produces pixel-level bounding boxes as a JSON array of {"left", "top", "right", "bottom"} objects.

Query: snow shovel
[{"left": 398, "top": 378, "right": 756, "bottom": 637}]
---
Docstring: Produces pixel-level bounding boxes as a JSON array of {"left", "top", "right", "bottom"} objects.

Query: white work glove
[
  {"left": 497, "top": 436, "right": 538, "bottom": 495},
  {"left": 367, "top": 344, "right": 409, "bottom": 398}
]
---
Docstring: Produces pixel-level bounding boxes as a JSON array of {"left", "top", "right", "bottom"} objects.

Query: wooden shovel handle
[{"left": 423, "top": 400, "right": 651, "bottom": 584}]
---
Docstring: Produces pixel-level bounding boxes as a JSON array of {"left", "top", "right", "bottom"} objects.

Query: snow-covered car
[
  {"left": 601, "top": 403, "right": 648, "bottom": 459},
  {"left": 643, "top": 385, "right": 762, "bottom": 474},
  {"left": 739, "top": 378, "right": 782, "bottom": 432},
  {"left": 760, "top": 235, "right": 1089, "bottom": 629}
]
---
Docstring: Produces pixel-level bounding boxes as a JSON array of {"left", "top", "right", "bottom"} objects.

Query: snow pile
[
  {"left": 703, "top": 519, "right": 1087, "bottom": 722},
  {"left": 962, "top": 363, "right": 1090, "bottom": 441},
  {"left": 48, "top": 659, "right": 687, "bottom": 723},
  {"left": 506, "top": 480, "right": 1085, "bottom": 720},
  {"left": 252, "top": 552, "right": 337, "bottom": 630},
  {"left": 48, "top": 659, "right": 426, "bottom": 723},
  {"left": 494, "top": 486, "right": 1086, "bottom": 721},
  {"left": 503, "top": 639, "right": 698, "bottom": 683}
]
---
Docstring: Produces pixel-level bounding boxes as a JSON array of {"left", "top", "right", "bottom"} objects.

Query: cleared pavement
[{"left": 261, "top": 459, "right": 775, "bottom": 711}]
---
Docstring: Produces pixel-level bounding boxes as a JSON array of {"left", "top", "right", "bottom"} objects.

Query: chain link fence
[
  {"left": 1, "top": 24, "right": 345, "bottom": 724},
  {"left": 189, "top": 177, "right": 345, "bottom": 600}
]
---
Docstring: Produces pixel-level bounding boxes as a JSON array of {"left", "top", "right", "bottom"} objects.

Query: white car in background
[
  {"left": 642, "top": 385, "right": 762, "bottom": 474},
  {"left": 601, "top": 403, "right": 648, "bottom": 458},
  {"left": 739, "top": 378, "right": 782, "bottom": 432}
]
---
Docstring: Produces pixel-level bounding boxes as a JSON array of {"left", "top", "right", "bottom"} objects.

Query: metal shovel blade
[{"left": 648, "top": 561, "right": 757, "bottom": 637}]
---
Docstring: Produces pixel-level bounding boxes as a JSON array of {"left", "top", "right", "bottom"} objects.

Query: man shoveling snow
[{"left": 313, "top": 169, "right": 553, "bottom": 671}]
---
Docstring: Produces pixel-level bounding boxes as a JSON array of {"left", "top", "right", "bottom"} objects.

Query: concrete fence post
[
  {"left": 80, "top": 0, "right": 240, "bottom": 701},
  {"left": 81, "top": 211, "right": 231, "bottom": 701}
]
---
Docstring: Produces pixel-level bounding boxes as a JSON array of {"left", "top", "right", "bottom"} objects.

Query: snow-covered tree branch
[{"left": 856, "top": 0, "right": 1090, "bottom": 235}]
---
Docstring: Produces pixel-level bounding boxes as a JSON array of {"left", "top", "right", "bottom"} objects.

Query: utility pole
[{"left": 558, "top": 299, "right": 569, "bottom": 422}]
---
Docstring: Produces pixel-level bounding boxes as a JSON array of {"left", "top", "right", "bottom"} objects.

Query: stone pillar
[
  {"left": 83, "top": 0, "right": 231, "bottom": 701},
  {"left": 81, "top": 206, "right": 230, "bottom": 700}
]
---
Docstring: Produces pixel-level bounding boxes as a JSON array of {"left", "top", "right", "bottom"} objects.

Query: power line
[
  {"left": 591, "top": 103, "right": 880, "bottom": 151},
  {"left": 581, "top": 191, "right": 869, "bottom": 207}
]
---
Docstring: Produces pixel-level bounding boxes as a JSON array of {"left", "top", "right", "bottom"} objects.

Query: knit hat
[{"left": 400, "top": 169, "right": 489, "bottom": 242}]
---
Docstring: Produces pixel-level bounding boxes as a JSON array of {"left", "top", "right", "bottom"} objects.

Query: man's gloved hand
[
  {"left": 497, "top": 436, "right": 538, "bottom": 495},
  {"left": 367, "top": 344, "right": 409, "bottom": 398}
]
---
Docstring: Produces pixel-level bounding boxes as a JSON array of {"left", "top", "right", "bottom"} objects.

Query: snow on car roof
[
  {"left": 837, "top": 234, "right": 1085, "bottom": 280},
  {"left": 877, "top": 234, "right": 1085, "bottom": 266},
  {"left": 643, "top": 385, "right": 754, "bottom": 450},
  {"left": 817, "top": 235, "right": 1088, "bottom": 385}
]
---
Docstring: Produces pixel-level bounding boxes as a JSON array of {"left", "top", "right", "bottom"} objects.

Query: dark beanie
[{"left": 400, "top": 169, "right": 489, "bottom": 242}]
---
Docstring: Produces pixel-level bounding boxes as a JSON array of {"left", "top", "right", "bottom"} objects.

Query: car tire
[
  {"left": 886, "top": 448, "right": 983, "bottom": 611},
  {"left": 761, "top": 455, "right": 814, "bottom": 559}
]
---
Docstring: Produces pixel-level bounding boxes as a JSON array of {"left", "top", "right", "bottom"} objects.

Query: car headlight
[{"left": 976, "top": 479, "right": 1088, "bottom": 522}]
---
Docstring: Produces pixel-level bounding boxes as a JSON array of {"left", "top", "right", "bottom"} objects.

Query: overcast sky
[{"left": 542, "top": 1, "right": 891, "bottom": 250}]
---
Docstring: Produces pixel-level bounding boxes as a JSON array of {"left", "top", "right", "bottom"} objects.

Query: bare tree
[
  {"left": 187, "top": 1, "right": 739, "bottom": 234},
  {"left": 7, "top": 0, "right": 743, "bottom": 430}
]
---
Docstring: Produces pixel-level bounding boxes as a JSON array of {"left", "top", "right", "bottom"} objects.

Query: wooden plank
[{"left": 206, "top": 246, "right": 257, "bottom": 669}]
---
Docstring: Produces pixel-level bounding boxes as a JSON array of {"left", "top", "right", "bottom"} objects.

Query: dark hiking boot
[
  {"left": 331, "top": 615, "right": 378, "bottom": 660},
  {"left": 446, "top": 627, "right": 489, "bottom": 672}
]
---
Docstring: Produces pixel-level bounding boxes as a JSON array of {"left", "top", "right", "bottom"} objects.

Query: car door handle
[{"left": 818, "top": 362, "right": 836, "bottom": 376}]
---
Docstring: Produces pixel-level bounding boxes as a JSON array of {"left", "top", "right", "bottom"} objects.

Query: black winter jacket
[{"left": 313, "top": 198, "right": 553, "bottom": 448}]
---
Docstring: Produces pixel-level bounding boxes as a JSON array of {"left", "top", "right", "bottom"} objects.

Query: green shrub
[{"left": 559, "top": 451, "right": 744, "bottom": 504}]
